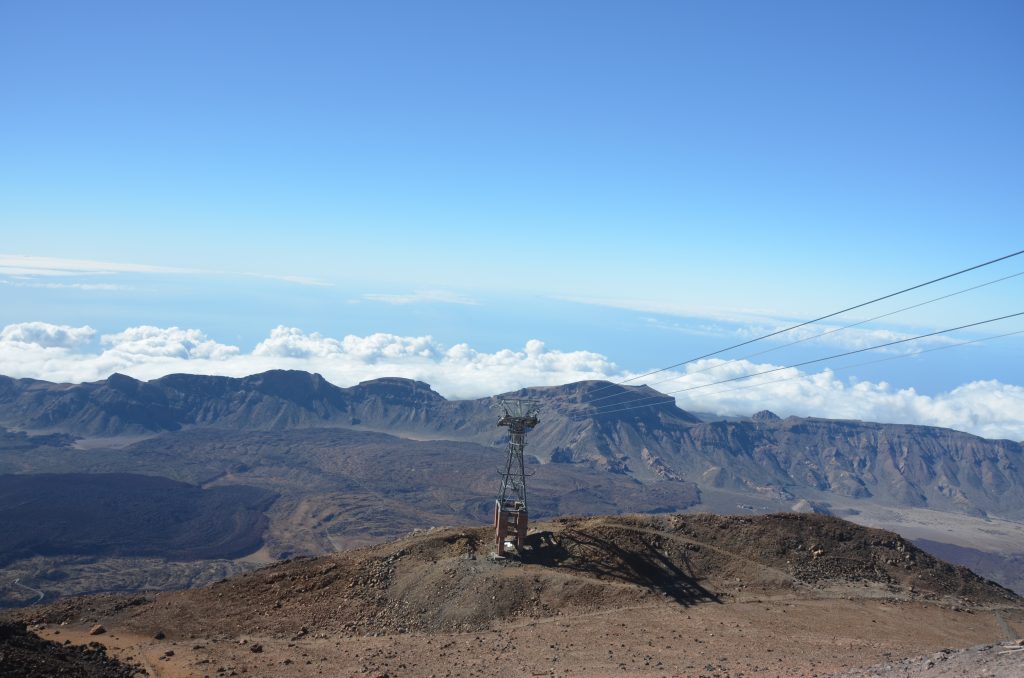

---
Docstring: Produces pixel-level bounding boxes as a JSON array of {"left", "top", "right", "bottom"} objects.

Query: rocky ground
[
  {"left": 5, "top": 513, "right": 1023, "bottom": 677},
  {"left": 0, "top": 620, "right": 144, "bottom": 677},
  {"left": 840, "top": 638, "right": 1024, "bottom": 676}
]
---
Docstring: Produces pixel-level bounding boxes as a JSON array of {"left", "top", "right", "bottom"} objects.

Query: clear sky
[{"left": 1, "top": 2, "right": 1023, "bottom": 437}]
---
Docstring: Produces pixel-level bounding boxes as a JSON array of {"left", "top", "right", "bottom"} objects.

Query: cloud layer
[
  {"left": 644, "top": 358, "right": 1024, "bottom": 441},
  {"left": 362, "top": 290, "right": 479, "bottom": 306},
  {"left": 1, "top": 322, "right": 1022, "bottom": 440},
  {"left": 0, "top": 322, "right": 96, "bottom": 348},
  {"left": 0, "top": 254, "right": 330, "bottom": 287}
]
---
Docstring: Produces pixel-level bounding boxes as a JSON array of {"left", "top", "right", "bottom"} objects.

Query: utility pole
[{"left": 493, "top": 398, "right": 540, "bottom": 557}]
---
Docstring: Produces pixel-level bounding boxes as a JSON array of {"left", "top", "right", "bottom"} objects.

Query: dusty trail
[
  {"left": 12, "top": 577, "right": 45, "bottom": 604},
  {"left": 993, "top": 609, "right": 1016, "bottom": 640}
]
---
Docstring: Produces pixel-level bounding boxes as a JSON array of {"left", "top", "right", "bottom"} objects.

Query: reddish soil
[{"left": 9, "top": 513, "right": 1024, "bottom": 677}]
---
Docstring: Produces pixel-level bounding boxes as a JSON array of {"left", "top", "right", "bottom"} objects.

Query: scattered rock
[
  {"left": 88, "top": 624, "right": 106, "bottom": 636},
  {"left": 0, "top": 621, "right": 143, "bottom": 677}
]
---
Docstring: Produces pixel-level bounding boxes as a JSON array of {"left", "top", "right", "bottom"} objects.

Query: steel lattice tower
[{"left": 493, "top": 398, "right": 539, "bottom": 557}]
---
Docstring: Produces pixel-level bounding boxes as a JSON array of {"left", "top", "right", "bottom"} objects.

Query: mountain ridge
[{"left": 1, "top": 370, "right": 1022, "bottom": 519}]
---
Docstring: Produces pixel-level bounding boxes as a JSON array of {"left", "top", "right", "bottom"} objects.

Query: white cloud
[
  {"left": 100, "top": 326, "right": 241, "bottom": 361},
  {"left": 0, "top": 322, "right": 96, "bottom": 348},
  {"left": 253, "top": 327, "right": 440, "bottom": 361},
  {"left": 251, "top": 329, "right": 611, "bottom": 395},
  {"left": 0, "top": 324, "right": 618, "bottom": 399},
  {"left": 627, "top": 308, "right": 960, "bottom": 355},
  {"left": 555, "top": 294, "right": 790, "bottom": 326},
  {"left": 363, "top": 289, "right": 479, "bottom": 306},
  {"left": 242, "top": 273, "right": 334, "bottom": 288},
  {"left": 0, "top": 254, "right": 330, "bottom": 287},
  {"left": 252, "top": 326, "right": 345, "bottom": 359},
  {"left": 0, "top": 254, "right": 194, "bottom": 277},
  {"left": 0, "top": 322, "right": 1022, "bottom": 440},
  {"left": 608, "top": 357, "right": 1024, "bottom": 441},
  {"left": 0, "top": 279, "right": 125, "bottom": 291},
  {"left": 734, "top": 322, "right": 958, "bottom": 354}
]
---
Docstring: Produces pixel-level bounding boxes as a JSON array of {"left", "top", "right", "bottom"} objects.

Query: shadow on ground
[{"left": 519, "top": 529, "right": 721, "bottom": 607}]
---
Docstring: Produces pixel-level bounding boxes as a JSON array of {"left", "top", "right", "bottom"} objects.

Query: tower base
[{"left": 494, "top": 500, "right": 528, "bottom": 557}]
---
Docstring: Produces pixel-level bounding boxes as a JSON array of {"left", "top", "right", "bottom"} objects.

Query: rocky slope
[
  {"left": 670, "top": 414, "right": 1024, "bottom": 517},
  {"left": 0, "top": 621, "right": 144, "bottom": 677},
  {"left": 18, "top": 513, "right": 1022, "bottom": 639},
  {"left": 7, "top": 513, "right": 1022, "bottom": 678},
  {"left": 841, "top": 639, "right": 1024, "bottom": 677}
]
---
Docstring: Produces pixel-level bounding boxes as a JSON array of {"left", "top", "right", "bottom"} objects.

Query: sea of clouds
[{"left": 1, "top": 321, "right": 1022, "bottom": 441}]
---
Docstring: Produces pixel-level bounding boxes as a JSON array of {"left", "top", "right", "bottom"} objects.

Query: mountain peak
[
  {"left": 507, "top": 380, "right": 702, "bottom": 425},
  {"left": 351, "top": 377, "right": 446, "bottom": 402},
  {"left": 752, "top": 410, "right": 781, "bottom": 422},
  {"left": 103, "top": 372, "right": 148, "bottom": 396},
  {"left": 244, "top": 369, "right": 327, "bottom": 383},
  {"left": 105, "top": 372, "right": 141, "bottom": 387},
  {"left": 519, "top": 380, "right": 657, "bottom": 402}
]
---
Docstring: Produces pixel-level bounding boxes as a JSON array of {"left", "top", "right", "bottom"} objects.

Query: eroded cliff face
[{"left": 658, "top": 416, "right": 1023, "bottom": 517}]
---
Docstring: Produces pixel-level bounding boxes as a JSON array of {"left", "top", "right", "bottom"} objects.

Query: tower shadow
[{"left": 519, "top": 529, "right": 721, "bottom": 607}]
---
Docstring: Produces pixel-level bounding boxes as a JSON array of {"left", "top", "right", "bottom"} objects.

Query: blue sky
[{"left": 1, "top": 2, "right": 1023, "bottom": 435}]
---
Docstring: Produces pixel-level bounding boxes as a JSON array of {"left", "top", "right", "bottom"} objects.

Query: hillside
[
  {"left": 9, "top": 513, "right": 1023, "bottom": 677},
  {"left": 0, "top": 427, "right": 700, "bottom": 604},
  {"left": 71, "top": 513, "right": 1017, "bottom": 638},
  {"left": 0, "top": 473, "right": 276, "bottom": 568}
]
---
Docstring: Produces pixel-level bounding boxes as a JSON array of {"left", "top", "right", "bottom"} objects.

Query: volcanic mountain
[
  {"left": 2, "top": 370, "right": 1022, "bottom": 519},
  {"left": 3, "top": 370, "right": 1024, "bottom": 606}
]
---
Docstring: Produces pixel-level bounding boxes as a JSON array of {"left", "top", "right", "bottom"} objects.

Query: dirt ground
[
  {"left": 33, "top": 596, "right": 1023, "bottom": 677},
  {"left": 0, "top": 620, "right": 142, "bottom": 677},
  {"left": 13, "top": 514, "right": 1024, "bottom": 677}
]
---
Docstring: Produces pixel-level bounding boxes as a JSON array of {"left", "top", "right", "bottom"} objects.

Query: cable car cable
[
  {"left": 582, "top": 268, "right": 1024, "bottom": 409},
  {"left": 586, "top": 248, "right": 1024, "bottom": 397},
  {"left": 574, "top": 310, "right": 1024, "bottom": 419}
]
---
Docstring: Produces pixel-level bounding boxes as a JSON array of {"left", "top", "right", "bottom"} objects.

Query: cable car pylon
[{"left": 493, "top": 398, "right": 540, "bottom": 558}]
